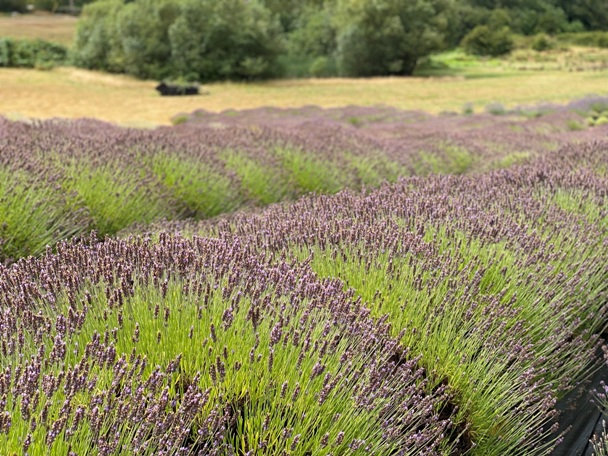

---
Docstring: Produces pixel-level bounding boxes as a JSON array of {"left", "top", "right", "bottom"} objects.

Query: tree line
[{"left": 3, "top": 0, "right": 607, "bottom": 80}]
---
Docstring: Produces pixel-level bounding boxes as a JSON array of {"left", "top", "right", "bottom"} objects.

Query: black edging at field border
[{"left": 552, "top": 361, "right": 608, "bottom": 456}]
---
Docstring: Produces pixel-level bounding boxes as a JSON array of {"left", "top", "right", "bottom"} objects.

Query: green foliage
[
  {"left": 308, "top": 56, "right": 336, "bottom": 77},
  {"left": 531, "top": 33, "right": 555, "bottom": 51},
  {"left": 32, "top": 0, "right": 60, "bottom": 11},
  {"left": 0, "top": 38, "right": 67, "bottom": 68},
  {"left": 116, "top": 0, "right": 180, "bottom": 79},
  {"left": 30, "top": 0, "right": 96, "bottom": 11},
  {"left": 170, "top": 0, "right": 283, "bottom": 81},
  {"left": 70, "top": 0, "right": 608, "bottom": 79},
  {"left": 0, "top": 0, "right": 27, "bottom": 12},
  {"left": 222, "top": 151, "right": 290, "bottom": 206},
  {"left": 559, "top": 31, "right": 608, "bottom": 48},
  {"left": 558, "top": 0, "right": 608, "bottom": 31},
  {"left": 462, "top": 25, "right": 514, "bottom": 56},
  {"left": 277, "top": 148, "right": 346, "bottom": 194},
  {"left": 485, "top": 102, "right": 507, "bottom": 115},
  {"left": 284, "top": 5, "right": 337, "bottom": 76},
  {"left": 151, "top": 153, "right": 241, "bottom": 218},
  {"left": 462, "top": 102, "right": 475, "bottom": 115},
  {"left": 74, "top": 0, "right": 283, "bottom": 81},
  {"left": 72, "top": 0, "right": 125, "bottom": 72},
  {"left": 334, "top": 0, "right": 451, "bottom": 76},
  {"left": 62, "top": 161, "right": 169, "bottom": 237},
  {"left": 0, "top": 168, "right": 81, "bottom": 260}
]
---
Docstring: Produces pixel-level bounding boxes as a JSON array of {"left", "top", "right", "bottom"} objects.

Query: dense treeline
[{"left": 62, "top": 0, "right": 608, "bottom": 79}]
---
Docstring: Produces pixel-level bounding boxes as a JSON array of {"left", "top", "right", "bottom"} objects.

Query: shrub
[
  {"left": 531, "top": 33, "right": 554, "bottom": 52},
  {"left": 485, "top": 102, "right": 507, "bottom": 115},
  {"left": 462, "top": 102, "right": 475, "bottom": 115},
  {"left": 72, "top": 0, "right": 125, "bottom": 72},
  {"left": 168, "top": 0, "right": 283, "bottom": 81},
  {"left": 0, "top": 38, "right": 67, "bottom": 68},
  {"left": 75, "top": 0, "right": 283, "bottom": 81},
  {"left": 462, "top": 25, "right": 514, "bottom": 57},
  {"left": 559, "top": 31, "right": 608, "bottom": 48}
]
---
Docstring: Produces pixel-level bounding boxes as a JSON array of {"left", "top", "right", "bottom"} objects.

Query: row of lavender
[
  {"left": 0, "top": 235, "right": 454, "bottom": 455},
  {"left": 0, "top": 139, "right": 606, "bottom": 454},
  {"left": 2, "top": 102, "right": 606, "bottom": 262},
  {"left": 162, "top": 140, "right": 608, "bottom": 454}
]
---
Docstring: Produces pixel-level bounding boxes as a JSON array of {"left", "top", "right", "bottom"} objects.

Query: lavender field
[{"left": 0, "top": 98, "right": 607, "bottom": 455}]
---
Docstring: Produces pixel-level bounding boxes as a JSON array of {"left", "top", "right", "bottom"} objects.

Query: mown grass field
[
  {"left": 1, "top": 14, "right": 607, "bottom": 126},
  {"left": 1, "top": 66, "right": 608, "bottom": 126},
  {"left": 0, "top": 12, "right": 77, "bottom": 45}
]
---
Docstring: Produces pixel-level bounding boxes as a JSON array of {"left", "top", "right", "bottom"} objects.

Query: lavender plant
[
  {"left": 2, "top": 98, "right": 606, "bottom": 261},
  {"left": 0, "top": 104, "right": 607, "bottom": 456},
  {"left": 0, "top": 235, "right": 452, "bottom": 455},
  {"left": 0, "top": 167, "right": 83, "bottom": 261},
  {"left": 176, "top": 140, "right": 608, "bottom": 455}
]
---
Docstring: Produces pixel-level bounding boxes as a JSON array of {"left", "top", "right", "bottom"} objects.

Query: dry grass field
[
  {"left": 1, "top": 66, "right": 607, "bottom": 127},
  {"left": 1, "top": 14, "right": 607, "bottom": 126},
  {"left": 0, "top": 12, "right": 77, "bottom": 45}
]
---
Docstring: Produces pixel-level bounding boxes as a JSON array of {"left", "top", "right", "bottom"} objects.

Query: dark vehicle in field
[{"left": 156, "top": 82, "right": 199, "bottom": 96}]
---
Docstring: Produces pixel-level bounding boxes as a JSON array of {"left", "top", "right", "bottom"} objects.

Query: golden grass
[
  {"left": 507, "top": 46, "right": 608, "bottom": 71},
  {"left": 1, "top": 66, "right": 608, "bottom": 127},
  {"left": 0, "top": 12, "right": 77, "bottom": 46}
]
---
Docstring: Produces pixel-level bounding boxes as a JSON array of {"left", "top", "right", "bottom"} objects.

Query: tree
[
  {"left": 73, "top": 0, "right": 125, "bottom": 72},
  {"left": 168, "top": 0, "right": 283, "bottom": 81},
  {"left": 0, "top": 0, "right": 27, "bottom": 12},
  {"left": 558, "top": 0, "right": 608, "bottom": 31},
  {"left": 117, "top": 0, "right": 179, "bottom": 78},
  {"left": 334, "top": 0, "right": 451, "bottom": 76}
]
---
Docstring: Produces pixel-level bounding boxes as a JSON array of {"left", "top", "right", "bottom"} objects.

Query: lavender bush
[
  {"left": 1, "top": 98, "right": 607, "bottom": 261},
  {"left": 0, "top": 235, "right": 453, "bottom": 455},
  {"left": 0, "top": 102, "right": 607, "bottom": 455},
  {"left": 166, "top": 140, "right": 608, "bottom": 454}
]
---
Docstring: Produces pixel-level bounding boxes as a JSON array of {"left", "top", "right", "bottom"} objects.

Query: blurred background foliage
[{"left": 1, "top": 0, "right": 607, "bottom": 79}]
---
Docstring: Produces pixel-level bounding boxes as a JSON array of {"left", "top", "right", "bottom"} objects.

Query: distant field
[
  {"left": 0, "top": 12, "right": 77, "bottom": 45},
  {"left": 1, "top": 14, "right": 607, "bottom": 126},
  {"left": 1, "top": 66, "right": 608, "bottom": 127}
]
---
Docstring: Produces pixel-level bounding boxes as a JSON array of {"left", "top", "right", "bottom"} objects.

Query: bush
[
  {"left": 284, "top": 5, "right": 337, "bottom": 75},
  {"left": 462, "top": 25, "right": 514, "bottom": 57},
  {"left": 462, "top": 102, "right": 474, "bottom": 115},
  {"left": 169, "top": 0, "right": 283, "bottom": 80},
  {"left": 74, "top": 0, "right": 283, "bottom": 81},
  {"left": 558, "top": 31, "right": 608, "bottom": 48},
  {"left": 0, "top": 38, "right": 67, "bottom": 68},
  {"left": 335, "top": 0, "right": 450, "bottom": 76},
  {"left": 72, "top": 0, "right": 125, "bottom": 72},
  {"left": 485, "top": 102, "right": 507, "bottom": 115},
  {"left": 531, "top": 33, "right": 554, "bottom": 51}
]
